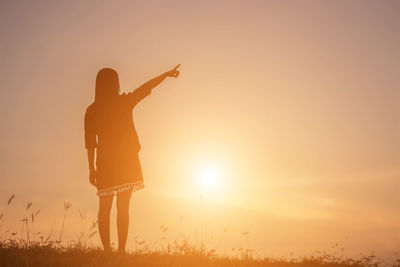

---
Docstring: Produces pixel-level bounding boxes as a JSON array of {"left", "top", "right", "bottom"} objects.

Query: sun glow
[{"left": 198, "top": 165, "right": 221, "bottom": 191}]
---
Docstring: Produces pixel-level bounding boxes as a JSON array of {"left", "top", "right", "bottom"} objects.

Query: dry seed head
[
  {"left": 90, "top": 220, "right": 97, "bottom": 230},
  {"left": 88, "top": 231, "right": 97, "bottom": 239},
  {"left": 7, "top": 194, "right": 15, "bottom": 205},
  {"left": 64, "top": 201, "right": 72, "bottom": 210},
  {"left": 135, "top": 236, "right": 146, "bottom": 245},
  {"left": 78, "top": 208, "right": 87, "bottom": 220}
]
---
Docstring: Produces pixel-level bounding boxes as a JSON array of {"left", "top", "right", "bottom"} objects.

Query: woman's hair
[{"left": 95, "top": 68, "right": 120, "bottom": 103}]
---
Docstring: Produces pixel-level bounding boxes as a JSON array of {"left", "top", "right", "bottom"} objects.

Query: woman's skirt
[{"left": 95, "top": 153, "right": 145, "bottom": 197}]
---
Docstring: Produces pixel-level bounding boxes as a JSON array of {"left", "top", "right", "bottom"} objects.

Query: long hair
[{"left": 95, "top": 68, "right": 120, "bottom": 103}]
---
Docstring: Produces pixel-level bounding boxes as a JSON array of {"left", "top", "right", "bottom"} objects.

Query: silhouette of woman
[{"left": 84, "top": 65, "right": 180, "bottom": 253}]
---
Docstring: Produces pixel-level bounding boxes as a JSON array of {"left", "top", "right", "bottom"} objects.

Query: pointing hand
[{"left": 166, "top": 64, "right": 181, "bottom": 78}]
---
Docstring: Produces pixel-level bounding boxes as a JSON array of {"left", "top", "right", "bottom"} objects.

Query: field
[
  {"left": 0, "top": 240, "right": 391, "bottom": 267},
  {"left": 0, "top": 195, "right": 397, "bottom": 267}
]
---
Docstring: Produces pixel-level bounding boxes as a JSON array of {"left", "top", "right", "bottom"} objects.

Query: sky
[{"left": 0, "top": 0, "right": 399, "bottom": 261}]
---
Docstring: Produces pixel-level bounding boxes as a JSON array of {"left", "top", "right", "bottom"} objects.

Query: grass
[
  {"left": 0, "top": 194, "right": 398, "bottom": 267},
  {"left": 0, "top": 240, "right": 391, "bottom": 267}
]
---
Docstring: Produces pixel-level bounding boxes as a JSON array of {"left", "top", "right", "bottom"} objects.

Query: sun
[{"left": 198, "top": 165, "right": 221, "bottom": 190}]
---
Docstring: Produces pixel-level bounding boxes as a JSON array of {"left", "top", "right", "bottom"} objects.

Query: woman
[{"left": 84, "top": 65, "right": 180, "bottom": 253}]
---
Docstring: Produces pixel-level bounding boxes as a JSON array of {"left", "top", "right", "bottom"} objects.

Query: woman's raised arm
[{"left": 125, "top": 64, "right": 181, "bottom": 107}]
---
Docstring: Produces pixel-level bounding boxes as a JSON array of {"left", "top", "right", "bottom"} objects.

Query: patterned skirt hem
[{"left": 97, "top": 181, "right": 144, "bottom": 197}]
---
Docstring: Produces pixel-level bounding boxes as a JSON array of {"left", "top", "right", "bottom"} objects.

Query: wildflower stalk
[
  {"left": 20, "top": 202, "right": 32, "bottom": 241},
  {"left": 0, "top": 194, "right": 15, "bottom": 236},
  {"left": 58, "top": 201, "right": 72, "bottom": 242}
]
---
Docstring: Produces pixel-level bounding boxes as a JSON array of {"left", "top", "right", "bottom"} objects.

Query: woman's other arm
[
  {"left": 84, "top": 106, "right": 97, "bottom": 187},
  {"left": 87, "top": 148, "right": 96, "bottom": 186}
]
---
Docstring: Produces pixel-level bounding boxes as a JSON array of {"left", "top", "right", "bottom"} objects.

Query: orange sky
[{"left": 0, "top": 0, "right": 399, "bottom": 261}]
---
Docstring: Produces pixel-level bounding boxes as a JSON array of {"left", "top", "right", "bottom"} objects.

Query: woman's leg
[
  {"left": 116, "top": 188, "right": 133, "bottom": 253},
  {"left": 98, "top": 195, "right": 113, "bottom": 251}
]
